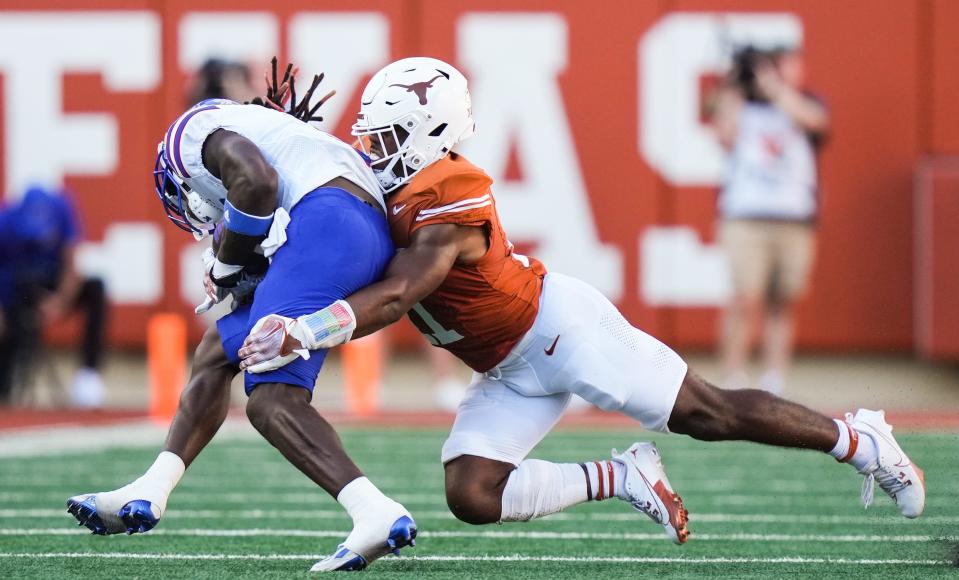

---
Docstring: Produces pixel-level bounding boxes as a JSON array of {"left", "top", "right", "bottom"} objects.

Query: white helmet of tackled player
[
  {"left": 352, "top": 57, "right": 475, "bottom": 193},
  {"left": 154, "top": 99, "right": 236, "bottom": 239}
]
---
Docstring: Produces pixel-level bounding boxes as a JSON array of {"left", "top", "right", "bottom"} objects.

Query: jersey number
[{"left": 410, "top": 303, "right": 464, "bottom": 346}]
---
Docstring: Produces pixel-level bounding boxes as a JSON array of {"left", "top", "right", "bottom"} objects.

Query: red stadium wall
[
  {"left": 0, "top": 0, "right": 952, "bottom": 355},
  {"left": 914, "top": 158, "right": 959, "bottom": 360}
]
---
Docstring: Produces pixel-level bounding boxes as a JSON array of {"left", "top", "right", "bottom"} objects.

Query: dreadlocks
[{"left": 248, "top": 57, "right": 336, "bottom": 123}]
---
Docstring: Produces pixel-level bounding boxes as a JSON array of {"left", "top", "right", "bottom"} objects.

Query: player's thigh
[
  {"left": 239, "top": 290, "right": 328, "bottom": 397},
  {"left": 251, "top": 192, "right": 394, "bottom": 321},
  {"left": 531, "top": 274, "right": 688, "bottom": 433},
  {"left": 719, "top": 219, "right": 772, "bottom": 300},
  {"left": 216, "top": 303, "right": 322, "bottom": 396},
  {"left": 243, "top": 192, "right": 393, "bottom": 396},
  {"left": 193, "top": 324, "right": 235, "bottom": 372},
  {"left": 771, "top": 223, "right": 816, "bottom": 303},
  {"left": 441, "top": 375, "right": 571, "bottom": 467},
  {"left": 583, "top": 314, "right": 687, "bottom": 431}
]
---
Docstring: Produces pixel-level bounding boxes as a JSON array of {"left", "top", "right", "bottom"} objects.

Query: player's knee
[
  {"left": 245, "top": 383, "right": 309, "bottom": 436},
  {"left": 444, "top": 458, "right": 507, "bottom": 525},
  {"left": 246, "top": 391, "right": 290, "bottom": 436},
  {"left": 444, "top": 482, "right": 500, "bottom": 525},
  {"left": 178, "top": 329, "right": 233, "bottom": 406},
  {"left": 245, "top": 391, "right": 269, "bottom": 433}
]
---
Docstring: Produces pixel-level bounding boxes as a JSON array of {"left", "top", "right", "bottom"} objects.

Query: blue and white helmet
[{"left": 153, "top": 99, "right": 234, "bottom": 239}]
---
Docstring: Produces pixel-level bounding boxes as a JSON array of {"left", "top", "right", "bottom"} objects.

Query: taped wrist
[
  {"left": 293, "top": 300, "right": 357, "bottom": 350},
  {"left": 211, "top": 258, "right": 244, "bottom": 287},
  {"left": 224, "top": 199, "right": 275, "bottom": 236}
]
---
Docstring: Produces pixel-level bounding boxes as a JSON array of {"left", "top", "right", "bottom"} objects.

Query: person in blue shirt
[{"left": 0, "top": 186, "right": 107, "bottom": 406}]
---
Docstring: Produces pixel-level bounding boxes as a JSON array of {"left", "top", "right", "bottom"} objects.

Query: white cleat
[
  {"left": 612, "top": 442, "right": 689, "bottom": 544},
  {"left": 66, "top": 491, "right": 162, "bottom": 535},
  {"left": 846, "top": 409, "right": 925, "bottom": 518},
  {"left": 310, "top": 502, "right": 417, "bottom": 572}
]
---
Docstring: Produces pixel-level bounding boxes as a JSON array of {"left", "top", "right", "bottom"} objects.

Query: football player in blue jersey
[{"left": 66, "top": 63, "right": 415, "bottom": 572}]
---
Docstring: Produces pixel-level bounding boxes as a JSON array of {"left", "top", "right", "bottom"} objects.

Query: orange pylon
[
  {"left": 147, "top": 313, "right": 187, "bottom": 424},
  {"left": 340, "top": 332, "right": 384, "bottom": 417}
]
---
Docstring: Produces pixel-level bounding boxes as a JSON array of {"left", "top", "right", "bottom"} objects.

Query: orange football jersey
[{"left": 389, "top": 153, "right": 547, "bottom": 372}]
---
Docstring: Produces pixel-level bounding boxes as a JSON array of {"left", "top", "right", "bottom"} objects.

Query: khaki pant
[{"left": 719, "top": 219, "right": 816, "bottom": 303}]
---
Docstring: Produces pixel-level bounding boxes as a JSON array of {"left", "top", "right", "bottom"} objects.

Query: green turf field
[{"left": 0, "top": 428, "right": 956, "bottom": 578}]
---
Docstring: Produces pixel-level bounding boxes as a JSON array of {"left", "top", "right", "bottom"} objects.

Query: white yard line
[
  {"left": 4, "top": 508, "right": 958, "bottom": 525},
  {"left": 0, "top": 552, "right": 949, "bottom": 566},
  {"left": 3, "top": 477, "right": 919, "bottom": 498},
  {"left": 0, "top": 477, "right": 878, "bottom": 495},
  {"left": 0, "top": 527, "right": 954, "bottom": 543},
  {"left": 5, "top": 491, "right": 956, "bottom": 524}
]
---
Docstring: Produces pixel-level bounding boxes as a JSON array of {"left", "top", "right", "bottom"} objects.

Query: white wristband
[
  {"left": 292, "top": 300, "right": 357, "bottom": 350},
  {"left": 211, "top": 258, "right": 244, "bottom": 279}
]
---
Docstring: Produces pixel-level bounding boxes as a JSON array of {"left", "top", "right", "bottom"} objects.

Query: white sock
[
  {"left": 828, "top": 419, "right": 878, "bottom": 471},
  {"left": 500, "top": 460, "right": 589, "bottom": 522},
  {"left": 828, "top": 419, "right": 852, "bottom": 461},
  {"left": 336, "top": 477, "right": 408, "bottom": 556},
  {"left": 581, "top": 459, "right": 627, "bottom": 501},
  {"left": 106, "top": 451, "right": 185, "bottom": 515},
  {"left": 337, "top": 476, "right": 396, "bottom": 524}
]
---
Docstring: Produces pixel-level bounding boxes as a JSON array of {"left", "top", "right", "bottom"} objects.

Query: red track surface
[
  {"left": 1, "top": 407, "right": 957, "bottom": 432},
  {"left": 0, "top": 408, "right": 149, "bottom": 430}
]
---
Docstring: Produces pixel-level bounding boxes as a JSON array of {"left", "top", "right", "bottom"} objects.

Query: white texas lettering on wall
[
  {"left": 289, "top": 13, "right": 390, "bottom": 134},
  {"left": 0, "top": 12, "right": 163, "bottom": 304},
  {"left": 179, "top": 12, "right": 279, "bottom": 77},
  {"left": 0, "top": 12, "right": 160, "bottom": 197},
  {"left": 638, "top": 12, "right": 802, "bottom": 306},
  {"left": 457, "top": 13, "right": 623, "bottom": 300}
]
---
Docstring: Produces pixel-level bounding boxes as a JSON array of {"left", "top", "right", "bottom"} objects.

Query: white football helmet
[
  {"left": 154, "top": 99, "right": 238, "bottom": 240},
  {"left": 352, "top": 57, "right": 475, "bottom": 193},
  {"left": 154, "top": 141, "right": 224, "bottom": 240}
]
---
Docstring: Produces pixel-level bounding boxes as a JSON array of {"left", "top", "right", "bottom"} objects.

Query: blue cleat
[
  {"left": 310, "top": 514, "right": 417, "bottom": 572},
  {"left": 386, "top": 515, "right": 418, "bottom": 555},
  {"left": 66, "top": 495, "right": 112, "bottom": 535},
  {"left": 118, "top": 499, "right": 161, "bottom": 534},
  {"left": 67, "top": 494, "right": 162, "bottom": 536}
]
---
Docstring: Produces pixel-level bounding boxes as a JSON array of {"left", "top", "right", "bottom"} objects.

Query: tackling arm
[
  {"left": 348, "top": 224, "right": 464, "bottom": 338},
  {"left": 238, "top": 223, "right": 484, "bottom": 372}
]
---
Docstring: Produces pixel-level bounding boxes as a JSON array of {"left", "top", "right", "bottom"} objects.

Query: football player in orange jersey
[{"left": 239, "top": 58, "right": 924, "bottom": 541}]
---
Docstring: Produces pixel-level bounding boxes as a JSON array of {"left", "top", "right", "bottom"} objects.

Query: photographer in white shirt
[{"left": 710, "top": 46, "right": 830, "bottom": 394}]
